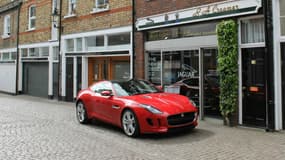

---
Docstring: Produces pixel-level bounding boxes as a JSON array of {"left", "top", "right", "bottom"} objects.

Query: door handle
[{"left": 112, "top": 105, "right": 120, "bottom": 110}]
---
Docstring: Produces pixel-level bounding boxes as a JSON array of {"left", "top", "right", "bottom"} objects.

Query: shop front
[
  {"left": 136, "top": 0, "right": 274, "bottom": 126},
  {"left": 61, "top": 26, "right": 133, "bottom": 101}
]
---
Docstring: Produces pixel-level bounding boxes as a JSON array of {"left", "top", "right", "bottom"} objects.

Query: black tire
[
  {"left": 121, "top": 109, "right": 140, "bottom": 137},
  {"left": 76, "top": 101, "right": 89, "bottom": 124}
]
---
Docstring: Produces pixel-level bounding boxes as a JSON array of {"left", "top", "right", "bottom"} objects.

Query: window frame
[
  {"left": 3, "top": 15, "right": 11, "bottom": 38},
  {"left": 68, "top": 0, "right": 76, "bottom": 15},
  {"left": 93, "top": 0, "right": 109, "bottom": 13},
  {"left": 28, "top": 5, "right": 36, "bottom": 30}
]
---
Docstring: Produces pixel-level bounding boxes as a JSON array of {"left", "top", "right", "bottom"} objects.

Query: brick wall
[
  {"left": 62, "top": 0, "right": 132, "bottom": 35},
  {"left": 135, "top": 0, "right": 225, "bottom": 18},
  {"left": 0, "top": 10, "right": 19, "bottom": 49},
  {"left": 19, "top": 0, "right": 52, "bottom": 44}
]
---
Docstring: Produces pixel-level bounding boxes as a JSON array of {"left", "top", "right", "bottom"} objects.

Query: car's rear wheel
[
  {"left": 76, "top": 101, "right": 89, "bottom": 124},
  {"left": 121, "top": 110, "right": 139, "bottom": 137}
]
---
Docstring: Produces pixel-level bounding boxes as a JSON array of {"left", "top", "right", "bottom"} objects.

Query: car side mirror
[
  {"left": 101, "top": 90, "right": 113, "bottom": 97},
  {"left": 156, "top": 85, "right": 163, "bottom": 92}
]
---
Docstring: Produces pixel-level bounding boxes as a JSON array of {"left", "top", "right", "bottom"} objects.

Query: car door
[{"left": 101, "top": 96, "right": 124, "bottom": 125}]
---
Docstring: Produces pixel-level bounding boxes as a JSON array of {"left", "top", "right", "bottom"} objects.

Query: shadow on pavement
[{"left": 86, "top": 119, "right": 214, "bottom": 144}]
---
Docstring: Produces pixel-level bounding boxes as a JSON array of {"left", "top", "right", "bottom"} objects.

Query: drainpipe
[
  {"left": 15, "top": 1, "right": 23, "bottom": 95},
  {"left": 57, "top": 0, "right": 63, "bottom": 100},
  {"left": 132, "top": 0, "right": 136, "bottom": 78},
  {"left": 263, "top": 0, "right": 275, "bottom": 131}
]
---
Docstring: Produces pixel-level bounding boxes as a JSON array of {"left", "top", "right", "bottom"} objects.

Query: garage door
[{"left": 23, "top": 62, "right": 48, "bottom": 98}]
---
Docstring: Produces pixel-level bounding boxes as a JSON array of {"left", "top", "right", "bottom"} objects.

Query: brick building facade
[
  {"left": 60, "top": 0, "right": 133, "bottom": 101},
  {"left": 0, "top": 0, "right": 22, "bottom": 94},
  {"left": 134, "top": 0, "right": 282, "bottom": 130}
]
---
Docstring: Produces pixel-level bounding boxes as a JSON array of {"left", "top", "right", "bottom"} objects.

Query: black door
[
  {"left": 281, "top": 43, "right": 285, "bottom": 129},
  {"left": 242, "top": 48, "right": 266, "bottom": 127},
  {"left": 77, "top": 57, "right": 82, "bottom": 94},
  {"left": 66, "top": 57, "right": 74, "bottom": 102}
]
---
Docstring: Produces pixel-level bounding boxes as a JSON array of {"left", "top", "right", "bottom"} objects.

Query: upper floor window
[
  {"left": 28, "top": 5, "right": 36, "bottom": 30},
  {"left": 93, "top": 0, "right": 109, "bottom": 13},
  {"left": 3, "top": 15, "right": 11, "bottom": 38},
  {"left": 241, "top": 18, "right": 265, "bottom": 44},
  {"left": 68, "top": 0, "right": 76, "bottom": 15}
]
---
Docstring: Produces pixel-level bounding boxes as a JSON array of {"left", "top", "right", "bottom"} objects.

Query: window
[
  {"left": 3, "top": 15, "right": 11, "bottom": 37},
  {"left": 108, "top": 33, "right": 130, "bottom": 46},
  {"left": 53, "top": 47, "right": 59, "bottom": 60},
  {"left": 93, "top": 0, "right": 109, "bottom": 12},
  {"left": 2, "top": 53, "right": 10, "bottom": 60},
  {"left": 66, "top": 39, "right": 74, "bottom": 52},
  {"left": 241, "top": 18, "right": 265, "bottom": 44},
  {"left": 21, "top": 49, "right": 28, "bottom": 57},
  {"left": 96, "top": 36, "right": 104, "bottom": 46},
  {"left": 29, "top": 48, "right": 39, "bottom": 57},
  {"left": 41, "top": 47, "right": 49, "bottom": 57},
  {"left": 68, "top": 0, "right": 76, "bottom": 15},
  {"left": 76, "top": 38, "right": 83, "bottom": 51},
  {"left": 280, "top": 0, "right": 285, "bottom": 36},
  {"left": 28, "top": 5, "right": 36, "bottom": 30}
]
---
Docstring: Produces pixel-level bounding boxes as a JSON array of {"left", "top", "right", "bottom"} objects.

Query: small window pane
[
  {"left": 280, "top": 0, "right": 285, "bottom": 16},
  {"left": 2, "top": 53, "right": 10, "bottom": 60},
  {"left": 281, "top": 17, "right": 285, "bottom": 36},
  {"left": 108, "top": 33, "right": 130, "bottom": 46},
  {"left": 53, "top": 47, "right": 59, "bottom": 60},
  {"left": 29, "top": 48, "right": 39, "bottom": 57},
  {"left": 96, "top": 36, "right": 104, "bottom": 46},
  {"left": 66, "top": 39, "right": 74, "bottom": 52},
  {"left": 42, "top": 47, "right": 49, "bottom": 56},
  {"left": 241, "top": 18, "right": 265, "bottom": 44},
  {"left": 22, "top": 49, "right": 28, "bottom": 57},
  {"left": 76, "top": 38, "right": 83, "bottom": 51},
  {"left": 86, "top": 36, "right": 96, "bottom": 51},
  {"left": 11, "top": 52, "right": 17, "bottom": 60}
]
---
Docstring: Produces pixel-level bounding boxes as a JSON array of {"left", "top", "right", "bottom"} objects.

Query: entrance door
[
  {"left": 90, "top": 58, "right": 110, "bottom": 85},
  {"left": 202, "top": 48, "right": 220, "bottom": 117},
  {"left": 242, "top": 48, "right": 266, "bottom": 127},
  {"left": 66, "top": 57, "right": 74, "bottom": 102},
  {"left": 281, "top": 43, "right": 285, "bottom": 129}
]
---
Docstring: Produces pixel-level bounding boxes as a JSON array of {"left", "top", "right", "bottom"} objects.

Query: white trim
[
  {"left": 62, "top": 26, "right": 132, "bottom": 39},
  {"left": 48, "top": 45, "right": 54, "bottom": 96},
  {"left": 19, "top": 41, "right": 58, "bottom": 49},
  {"left": 273, "top": 0, "right": 283, "bottom": 130},
  {"left": 0, "top": 48, "right": 17, "bottom": 53},
  {"left": 136, "top": 0, "right": 262, "bottom": 31},
  {"left": 82, "top": 57, "right": 88, "bottom": 89}
]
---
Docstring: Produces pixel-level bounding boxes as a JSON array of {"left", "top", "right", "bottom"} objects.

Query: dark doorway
[
  {"left": 53, "top": 63, "right": 59, "bottom": 99},
  {"left": 281, "top": 43, "right": 285, "bottom": 129},
  {"left": 77, "top": 57, "right": 82, "bottom": 95},
  {"left": 242, "top": 47, "right": 266, "bottom": 127},
  {"left": 66, "top": 57, "right": 74, "bottom": 102},
  {"left": 202, "top": 48, "right": 221, "bottom": 118}
]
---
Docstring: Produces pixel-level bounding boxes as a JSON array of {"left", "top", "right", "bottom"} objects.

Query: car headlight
[
  {"left": 139, "top": 104, "right": 162, "bottom": 114},
  {"left": 189, "top": 99, "right": 197, "bottom": 108}
]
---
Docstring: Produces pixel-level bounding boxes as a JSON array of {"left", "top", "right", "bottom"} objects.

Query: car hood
[{"left": 123, "top": 93, "right": 197, "bottom": 115}]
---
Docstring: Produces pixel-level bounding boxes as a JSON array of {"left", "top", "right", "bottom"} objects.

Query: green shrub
[{"left": 216, "top": 20, "right": 238, "bottom": 121}]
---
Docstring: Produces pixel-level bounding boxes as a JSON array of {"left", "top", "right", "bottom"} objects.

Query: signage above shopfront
[{"left": 136, "top": 0, "right": 262, "bottom": 31}]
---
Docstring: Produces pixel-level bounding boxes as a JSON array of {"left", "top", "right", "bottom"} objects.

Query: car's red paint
[{"left": 76, "top": 80, "right": 198, "bottom": 134}]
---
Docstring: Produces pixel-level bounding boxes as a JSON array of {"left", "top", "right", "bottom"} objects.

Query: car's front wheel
[
  {"left": 76, "top": 101, "right": 89, "bottom": 124},
  {"left": 121, "top": 110, "right": 140, "bottom": 137}
]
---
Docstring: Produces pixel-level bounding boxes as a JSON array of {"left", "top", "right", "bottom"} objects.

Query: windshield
[{"left": 112, "top": 79, "right": 161, "bottom": 96}]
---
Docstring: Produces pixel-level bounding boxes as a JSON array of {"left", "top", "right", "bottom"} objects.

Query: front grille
[{"left": 167, "top": 112, "right": 195, "bottom": 126}]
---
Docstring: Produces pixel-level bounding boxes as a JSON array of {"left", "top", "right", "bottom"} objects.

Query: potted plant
[{"left": 216, "top": 20, "right": 239, "bottom": 126}]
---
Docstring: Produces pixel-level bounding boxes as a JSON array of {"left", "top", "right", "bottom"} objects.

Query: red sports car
[{"left": 76, "top": 79, "right": 198, "bottom": 137}]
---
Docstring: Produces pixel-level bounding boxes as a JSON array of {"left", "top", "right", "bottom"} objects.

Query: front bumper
[{"left": 135, "top": 109, "right": 198, "bottom": 134}]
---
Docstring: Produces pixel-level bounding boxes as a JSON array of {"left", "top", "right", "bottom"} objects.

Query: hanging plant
[{"left": 216, "top": 20, "right": 238, "bottom": 126}]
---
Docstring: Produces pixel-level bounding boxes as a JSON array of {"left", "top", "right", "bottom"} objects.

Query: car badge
[{"left": 181, "top": 113, "right": 184, "bottom": 117}]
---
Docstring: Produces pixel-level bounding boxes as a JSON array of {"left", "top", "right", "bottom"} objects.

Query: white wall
[{"left": 0, "top": 63, "right": 16, "bottom": 94}]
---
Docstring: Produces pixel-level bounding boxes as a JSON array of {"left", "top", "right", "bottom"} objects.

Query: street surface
[{"left": 0, "top": 93, "right": 285, "bottom": 160}]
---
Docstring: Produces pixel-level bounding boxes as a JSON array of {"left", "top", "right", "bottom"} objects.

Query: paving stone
[{"left": 0, "top": 93, "right": 284, "bottom": 160}]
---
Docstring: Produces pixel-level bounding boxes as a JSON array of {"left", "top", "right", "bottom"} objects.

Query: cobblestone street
[{"left": 0, "top": 93, "right": 285, "bottom": 160}]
